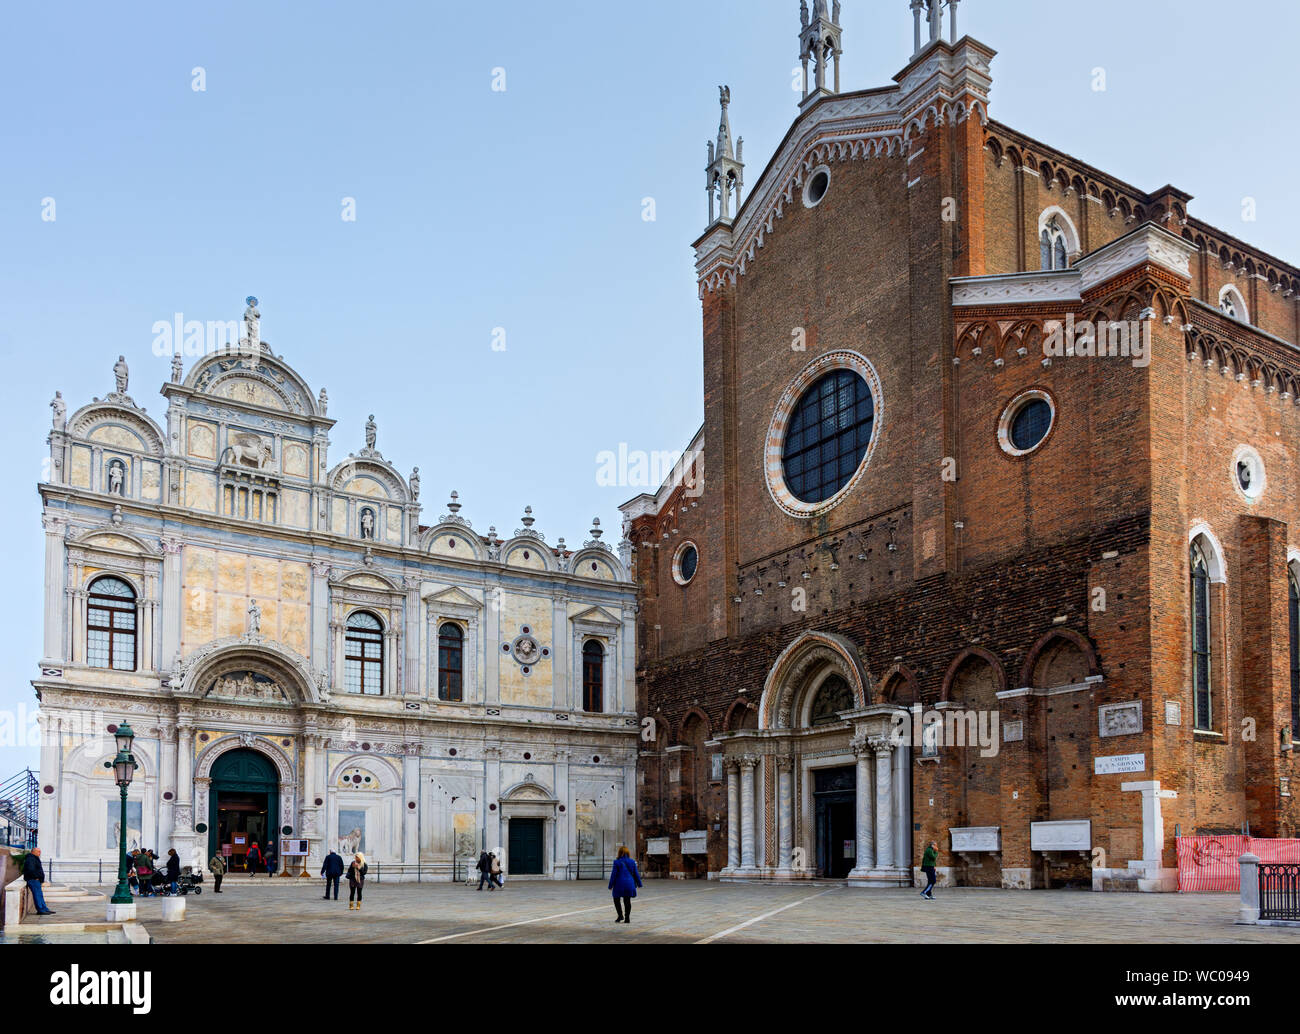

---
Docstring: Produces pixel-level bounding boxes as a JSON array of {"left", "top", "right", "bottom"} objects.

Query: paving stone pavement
[{"left": 21, "top": 876, "right": 1300, "bottom": 944}]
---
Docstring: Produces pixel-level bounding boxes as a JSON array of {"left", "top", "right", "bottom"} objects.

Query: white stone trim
[{"left": 952, "top": 270, "right": 1081, "bottom": 307}]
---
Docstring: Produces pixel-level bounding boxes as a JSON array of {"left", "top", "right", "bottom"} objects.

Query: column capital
[
  {"left": 738, "top": 754, "right": 760, "bottom": 771},
  {"left": 869, "top": 736, "right": 892, "bottom": 756},
  {"left": 777, "top": 755, "right": 795, "bottom": 773}
]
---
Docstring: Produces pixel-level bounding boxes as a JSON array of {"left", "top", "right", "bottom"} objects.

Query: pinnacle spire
[
  {"left": 705, "top": 86, "right": 744, "bottom": 226},
  {"left": 799, "top": 0, "right": 843, "bottom": 105}
]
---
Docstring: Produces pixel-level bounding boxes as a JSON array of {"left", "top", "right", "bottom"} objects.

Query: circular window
[
  {"left": 765, "top": 352, "right": 883, "bottom": 518},
  {"left": 1232, "top": 445, "right": 1265, "bottom": 502},
  {"left": 999, "top": 391, "right": 1055, "bottom": 457},
  {"left": 673, "top": 542, "right": 700, "bottom": 585},
  {"left": 803, "top": 166, "right": 831, "bottom": 208}
]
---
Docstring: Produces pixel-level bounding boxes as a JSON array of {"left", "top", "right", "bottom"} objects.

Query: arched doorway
[{"left": 208, "top": 749, "right": 279, "bottom": 870}]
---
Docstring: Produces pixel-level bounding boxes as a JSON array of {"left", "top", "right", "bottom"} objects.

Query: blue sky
[{"left": 1, "top": 0, "right": 1296, "bottom": 771}]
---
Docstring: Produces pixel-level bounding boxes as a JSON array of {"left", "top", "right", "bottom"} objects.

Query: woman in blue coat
[{"left": 608, "top": 846, "right": 643, "bottom": 925}]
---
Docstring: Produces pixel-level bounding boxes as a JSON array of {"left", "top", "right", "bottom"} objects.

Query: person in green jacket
[{"left": 920, "top": 841, "right": 939, "bottom": 900}]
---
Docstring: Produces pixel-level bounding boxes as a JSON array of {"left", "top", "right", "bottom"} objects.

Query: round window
[
  {"left": 1232, "top": 446, "right": 1266, "bottom": 502},
  {"left": 764, "top": 352, "right": 884, "bottom": 519},
  {"left": 804, "top": 166, "right": 831, "bottom": 208},
  {"left": 673, "top": 543, "right": 700, "bottom": 586},
  {"left": 999, "top": 391, "right": 1055, "bottom": 457},
  {"left": 782, "top": 369, "right": 875, "bottom": 505}
]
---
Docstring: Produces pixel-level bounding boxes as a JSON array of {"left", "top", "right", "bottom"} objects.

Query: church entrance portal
[
  {"left": 814, "top": 766, "right": 856, "bottom": 879},
  {"left": 208, "top": 749, "right": 279, "bottom": 871}
]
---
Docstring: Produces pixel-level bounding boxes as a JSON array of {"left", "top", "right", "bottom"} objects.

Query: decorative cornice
[{"left": 952, "top": 270, "right": 1082, "bottom": 308}]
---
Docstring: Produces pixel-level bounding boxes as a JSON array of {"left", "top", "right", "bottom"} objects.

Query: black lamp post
[{"left": 104, "top": 721, "right": 138, "bottom": 906}]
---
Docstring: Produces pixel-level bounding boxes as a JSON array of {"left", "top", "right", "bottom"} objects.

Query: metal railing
[
  {"left": 1259, "top": 863, "right": 1300, "bottom": 921},
  {"left": 0, "top": 769, "right": 38, "bottom": 849}
]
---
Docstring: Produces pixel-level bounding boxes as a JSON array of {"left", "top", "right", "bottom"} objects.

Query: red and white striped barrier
[{"left": 1177, "top": 836, "right": 1300, "bottom": 892}]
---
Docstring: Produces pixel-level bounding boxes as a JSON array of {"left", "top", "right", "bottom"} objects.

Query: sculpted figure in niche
[
  {"left": 107, "top": 460, "right": 125, "bottom": 496},
  {"left": 360, "top": 508, "right": 375, "bottom": 540},
  {"left": 246, "top": 599, "right": 262, "bottom": 636}
]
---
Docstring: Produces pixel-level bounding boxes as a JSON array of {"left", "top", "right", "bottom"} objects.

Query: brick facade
[{"left": 623, "top": 7, "right": 1300, "bottom": 890}]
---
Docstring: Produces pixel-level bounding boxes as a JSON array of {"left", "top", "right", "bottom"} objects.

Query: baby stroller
[{"left": 176, "top": 867, "right": 204, "bottom": 895}]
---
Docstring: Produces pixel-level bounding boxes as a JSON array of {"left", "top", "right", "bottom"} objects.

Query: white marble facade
[{"left": 34, "top": 304, "right": 639, "bottom": 879}]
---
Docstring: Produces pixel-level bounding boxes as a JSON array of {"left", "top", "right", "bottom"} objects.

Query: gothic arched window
[
  {"left": 345, "top": 611, "right": 384, "bottom": 696},
  {"left": 438, "top": 622, "right": 464, "bottom": 702},
  {"left": 87, "top": 576, "right": 137, "bottom": 671},
  {"left": 1190, "top": 542, "right": 1213, "bottom": 731},
  {"left": 1290, "top": 571, "right": 1299, "bottom": 739},
  {"left": 1040, "top": 218, "right": 1069, "bottom": 271},
  {"left": 582, "top": 640, "right": 605, "bottom": 713}
]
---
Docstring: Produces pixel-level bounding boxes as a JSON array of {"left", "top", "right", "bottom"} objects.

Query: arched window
[
  {"left": 345, "top": 612, "right": 384, "bottom": 696},
  {"left": 87, "top": 576, "right": 137, "bottom": 671},
  {"left": 1040, "top": 217, "right": 1069, "bottom": 270},
  {"left": 1190, "top": 542, "right": 1213, "bottom": 731},
  {"left": 810, "top": 675, "right": 854, "bottom": 726},
  {"left": 1290, "top": 570, "right": 1299, "bottom": 738},
  {"left": 438, "top": 623, "right": 464, "bottom": 702},
  {"left": 582, "top": 640, "right": 605, "bottom": 713}
]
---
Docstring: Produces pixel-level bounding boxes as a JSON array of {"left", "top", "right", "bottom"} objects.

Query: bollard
[
  {"left": 1238, "top": 852, "right": 1260, "bottom": 924},
  {"left": 161, "top": 896, "right": 186, "bottom": 923}
]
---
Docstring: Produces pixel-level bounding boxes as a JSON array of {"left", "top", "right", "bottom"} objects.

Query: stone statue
[
  {"left": 50, "top": 391, "right": 66, "bottom": 431},
  {"left": 318, "top": 388, "right": 328, "bottom": 415},
  {"left": 801, "top": 0, "right": 809, "bottom": 27},
  {"left": 107, "top": 461, "right": 125, "bottom": 496},
  {"left": 170, "top": 354, "right": 183, "bottom": 383},
  {"left": 409, "top": 467, "right": 420, "bottom": 500},
  {"left": 360, "top": 508, "right": 375, "bottom": 539},
  {"left": 113, "top": 355, "right": 129, "bottom": 395},
  {"left": 365, "top": 414, "right": 377, "bottom": 451},
  {"left": 246, "top": 598, "right": 262, "bottom": 636},
  {"left": 243, "top": 296, "right": 261, "bottom": 350}
]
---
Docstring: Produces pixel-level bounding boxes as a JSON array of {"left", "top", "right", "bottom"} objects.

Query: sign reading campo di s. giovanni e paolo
[{"left": 1094, "top": 754, "right": 1147, "bottom": 776}]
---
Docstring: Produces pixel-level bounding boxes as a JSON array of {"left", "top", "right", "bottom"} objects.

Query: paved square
[{"left": 22, "top": 877, "right": 1300, "bottom": 944}]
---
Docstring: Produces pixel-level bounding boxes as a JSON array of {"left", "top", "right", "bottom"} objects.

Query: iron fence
[
  {"left": 1259, "top": 862, "right": 1300, "bottom": 921},
  {"left": 0, "top": 769, "right": 38, "bottom": 849}
]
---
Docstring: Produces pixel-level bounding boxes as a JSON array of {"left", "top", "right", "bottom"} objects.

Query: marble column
[
  {"left": 893, "top": 743, "right": 911, "bottom": 870},
  {"left": 402, "top": 752, "right": 420, "bottom": 865},
  {"left": 777, "top": 756, "right": 794, "bottom": 873},
  {"left": 850, "top": 737, "right": 875, "bottom": 873},
  {"left": 739, "top": 755, "right": 758, "bottom": 870},
  {"left": 725, "top": 759, "right": 740, "bottom": 871},
  {"left": 873, "top": 738, "right": 894, "bottom": 870}
]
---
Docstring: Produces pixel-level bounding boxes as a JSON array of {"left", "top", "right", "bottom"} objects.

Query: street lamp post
[{"left": 104, "top": 721, "right": 138, "bottom": 906}]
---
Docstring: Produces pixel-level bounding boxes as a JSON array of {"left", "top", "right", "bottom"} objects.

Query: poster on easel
[{"left": 280, "top": 837, "right": 312, "bottom": 877}]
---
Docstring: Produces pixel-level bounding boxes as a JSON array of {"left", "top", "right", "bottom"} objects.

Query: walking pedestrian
[
  {"left": 920, "top": 840, "right": 939, "bottom": 900},
  {"left": 489, "top": 852, "right": 503, "bottom": 890},
  {"left": 22, "top": 847, "right": 56, "bottom": 916},
  {"left": 265, "top": 844, "right": 278, "bottom": 877},
  {"left": 246, "top": 841, "right": 262, "bottom": 875},
  {"left": 165, "top": 848, "right": 182, "bottom": 896},
  {"left": 347, "top": 853, "right": 368, "bottom": 911},
  {"left": 475, "top": 850, "right": 492, "bottom": 891},
  {"left": 321, "top": 849, "right": 344, "bottom": 900},
  {"left": 135, "top": 851, "right": 154, "bottom": 897},
  {"left": 209, "top": 853, "right": 226, "bottom": 893},
  {"left": 608, "top": 846, "right": 642, "bottom": 925}
]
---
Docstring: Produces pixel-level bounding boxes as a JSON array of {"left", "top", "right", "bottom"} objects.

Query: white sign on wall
[{"left": 1095, "top": 753, "right": 1146, "bottom": 776}]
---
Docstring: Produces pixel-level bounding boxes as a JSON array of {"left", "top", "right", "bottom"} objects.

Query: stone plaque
[
  {"left": 1002, "top": 720, "right": 1024, "bottom": 743},
  {"left": 1095, "top": 753, "right": 1146, "bottom": 776},
  {"left": 1165, "top": 701, "right": 1182, "bottom": 726},
  {"left": 1099, "top": 701, "right": 1142, "bottom": 738},
  {"left": 950, "top": 826, "right": 1000, "bottom": 853},
  {"left": 1031, "top": 820, "right": 1092, "bottom": 852},
  {"left": 647, "top": 837, "right": 670, "bottom": 857},
  {"left": 680, "top": 830, "right": 708, "bottom": 856}
]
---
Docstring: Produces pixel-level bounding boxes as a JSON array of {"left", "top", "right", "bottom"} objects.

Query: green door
[
  {"left": 208, "top": 749, "right": 279, "bottom": 865},
  {"left": 508, "top": 818, "right": 545, "bottom": 875}
]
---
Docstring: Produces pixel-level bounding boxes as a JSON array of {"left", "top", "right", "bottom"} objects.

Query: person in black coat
[
  {"left": 321, "top": 850, "right": 345, "bottom": 900},
  {"left": 475, "top": 850, "right": 493, "bottom": 891},
  {"left": 346, "top": 854, "right": 368, "bottom": 911},
  {"left": 165, "top": 849, "right": 182, "bottom": 895},
  {"left": 22, "top": 848, "right": 55, "bottom": 915}
]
